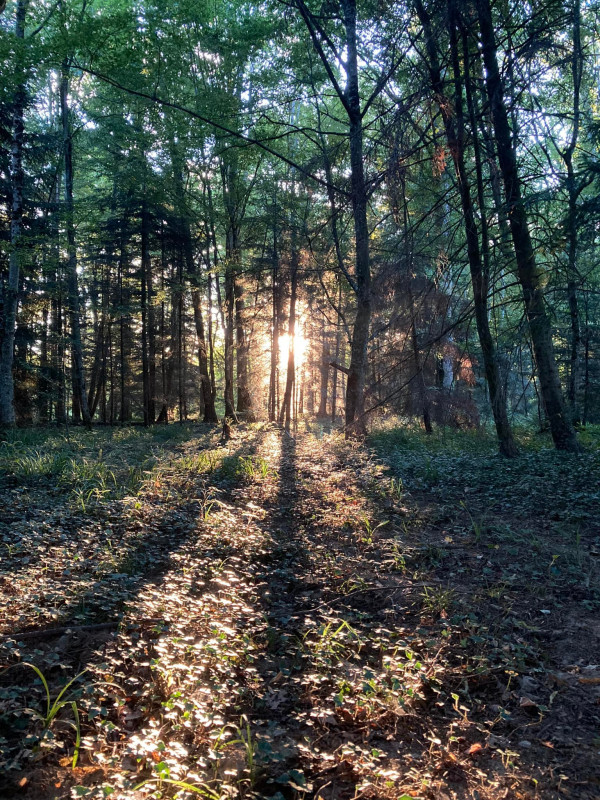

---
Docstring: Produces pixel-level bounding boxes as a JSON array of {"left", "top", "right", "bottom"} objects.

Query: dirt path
[{"left": 1, "top": 425, "right": 598, "bottom": 799}]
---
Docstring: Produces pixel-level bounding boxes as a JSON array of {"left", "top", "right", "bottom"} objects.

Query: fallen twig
[{"left": 1, "top": 618, "right": 166, "bottom": 642}]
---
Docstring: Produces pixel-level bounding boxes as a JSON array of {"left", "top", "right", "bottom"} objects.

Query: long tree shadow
[{"left": 0, "top": 428, "right": 265, "bottom": 796}]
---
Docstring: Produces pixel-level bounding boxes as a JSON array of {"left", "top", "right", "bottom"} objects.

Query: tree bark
[
  {"left": 235, "top": 278, "right": 254, "bottom": 418},
  {"left": 342, "top": 0, "right": 371, "bottom": 436},
  {"left": 564, "top": 0, "right": 583, "bottom": 424},
  {"left": 118, "top": 216, "right": 131, "bottom": 424},
  {"left": 475, "top": 0, "right": 579, "bottom": 452},
  {"left": 223, "top": 240, "right": 236, "bottom": 420},
  {"left": 0, "top": 0, "right": 27, "bottom": 426},
  {"left": 279, "top": 238, "right": 299, "bottom": 431},
  {"left": 268, "top": 210, "right": 280, "bottom": 422},
  {"left": 415, "top": 0, "right": 517, "bottom": 455},
  {"left": 140, "top": 196, "right": 156, "bottom": 425},
  {"left": 170, "top": 139, "right": 217, "bottom": 422},
  {"left": 61, "top": 63, "right": 91, "bottom": 428},
  {"left": 317, "top": 331, "right": 330, "bottom": 418},
  {"left": 221, "top": 155, "right": 240, "bottom": 420},
  {"left": 191, "top": 288, "right": 218, "bottom": 422}
]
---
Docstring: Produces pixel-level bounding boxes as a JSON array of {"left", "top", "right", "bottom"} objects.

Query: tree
[
  {"left": 475, "top": 0, "right": 580, "bottom": 452},
  {"left": 0, "top": 0, "right": 27, "bottom": 426}
]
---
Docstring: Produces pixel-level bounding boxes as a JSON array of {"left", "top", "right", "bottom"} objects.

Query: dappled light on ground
[{"left": 0, "top": 423, "right": 598, "bottom": 799}]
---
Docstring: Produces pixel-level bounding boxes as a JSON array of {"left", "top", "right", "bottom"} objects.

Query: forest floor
[{"left": 0, "top": 420, "right": 599, "bottom": 800}]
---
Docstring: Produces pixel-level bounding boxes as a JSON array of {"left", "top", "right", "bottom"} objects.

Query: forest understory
[{"left": 0, "top": 421, "right": 598, "bottom": 800}]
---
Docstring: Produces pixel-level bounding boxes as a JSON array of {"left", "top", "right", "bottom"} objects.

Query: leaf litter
[{"left": 0, "top": 422, "right": 599, "bottom": 799}]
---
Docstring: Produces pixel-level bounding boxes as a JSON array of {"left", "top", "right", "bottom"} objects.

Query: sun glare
[{"left": 278, "top": 328, "right": 308, "bottom": 373}]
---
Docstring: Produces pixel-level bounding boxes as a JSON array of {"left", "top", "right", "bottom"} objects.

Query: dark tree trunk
[
  {"left": 268, "top": 213, "right": 280, "bottom": 422},
  {"left": 51, "top": 283, "right": 66, "bottom": 425},
  {"left": 207, "top": 274, "right": 217, "bottom": 401},
  {"left": 191, "top": 288, "right": 218, "bottom": 422},
  {"left": 342, "top": 0, "right": 371, "bottom": 436},
  {"left": 564, "top": 0, "right": 583, "bottom": 423},
  {"left": 118, "top": 218, "right": 131, "bottom": 424},
  {"left": 279, "top": 239, "right": 299, "bottom": 431},
  {"left": 475, "top": 0, "right": 579, "bottom": 452},
  {"left": 331, "top": 278, "right": 343, "bottom": 422},
  {"left": 223, "top": 244, "right": 236, "bottom": 420},
  {"left": 220, "top": 153, "right": 243, "bottom": 421},
  {"left": 317, "top": 331, "right": 330, "bottom": 418},
  {"left": 170, "top": 141, "right": 217, "bottom": 422},
  {"left": 0, "top": 0, "right": 26, "bottom": 426},
  {"left": 407, "top": 283, "right": 432, "bottom": 434},
  {"left": 235, "top": 278, "right": 254, "bottom": 418},
  {"left": 415, "top": 0, "right": 517, "bottom": 455},
  {"left": 140, "top": 197, "right": 155, "bottom": 425},
  {"left": 61, "top": 63, "right": 91, "bottom": 428},
  {"left": 86, "top": 272, "right": 104, "bottom": 419},
  {"left": 38, "top": 302, "right": 51, "bottom": 423}
]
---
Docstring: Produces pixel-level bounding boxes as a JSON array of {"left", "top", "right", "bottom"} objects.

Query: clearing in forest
[{"left": 0, "top": 422, "right": 599, "bottom": 800}]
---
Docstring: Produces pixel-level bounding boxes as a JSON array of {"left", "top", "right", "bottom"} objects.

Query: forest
[{"left": 0, "top": 0, "right": 599, "bottom": 799}]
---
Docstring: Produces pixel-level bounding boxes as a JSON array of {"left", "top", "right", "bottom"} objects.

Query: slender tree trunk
[
  {"left": 342, "top": 0, "right": 371, "bottom": 436},
  {"left": 223, "top": 241, "right": 236, "bottom": 419},
  {"left": 170, "top": 141, "right": 217, "bottom": 422},
  {"left": 86, "top": 273, "right": 104, "bottom": 419},
  {"left": 156, "top": 230, "right": 169, "bottom": 423},
  {"left": 331, "top": 277, "right": 342, "bottom": 422},
  {"left": 61, "top": 63, "right": 91, "bottom": 428},
  {"left": 475, "top": 0, "right": 579, "bottom": 452},
  {"left": 268, "top": 215, "right": 280, "bottom": 422},
  {"left": 415, "top": 0, "right": 517, "bottom": 455},
  {"left": 38, "top": 301, "right": 50, "bottom": 423},
  {"left": 52, "top": 290, "right": 66, "bottom": 425},
  {"left": 279, "top": 241, "right": 299, "bottom": 431},
  {"left": 0, "top": 0, "right": 27, "bottom": 426},
  {"left": 583, "top": 292, "right": 590, "bottom": 425},
  {"left": 191, "top": 288, "right": 218, "bottom": 421},
  {"left": 220, "top": 153, "right": 243, "bottom": 421},
  {"left": 140, "top": 196, "right": 155, "bottom": 425},
  {"left": 407, "top": 283, "right": 432, "bottom": 434},
  {"left": 564, "top": 0, "right": 583, "bottom": 423},
  {"left": 207, "top": 274, "right": 217, "bottom": 400},
  {"left": 235, "top": 278, "right": 254, "bottom": 418},
  {"left": 318, "top": 330, "right": 330, "bottom": 417},
  {"left": 118, "top": 218, "right": 131, "bottom": 424}
]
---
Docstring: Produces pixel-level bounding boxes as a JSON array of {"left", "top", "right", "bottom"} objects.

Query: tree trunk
[
  {"left": 342, "top": 0, "right": 371, "bottom": 436},
  {"left": 118, "top": 217, "right": 131, "bottom": 424},
  {"left": 235, "top": 278, "right": 254, "bottom": 418},
  {"left": 191, "top": 288, "right": 218, "bottom": 421},
  {"left": 475, "top": 0, "right": 579, "bottom": 452},
  {"left": 207, "top": 274, "right": 217, "bottom": 401},
  {"left": 564, "top": 0, "right": 583, "bottom": 424},
  {"left": 140, "top": 197, "right": 155, "bottom": 425},
  {"left": 0, "top": 0, "right": 26, "bottom": 426},
  {"left": 317, "top": 331, "right": 330, "bottom": 417},
  {"left": 61, "top": 63, "right": 91, "bottom": 428},
  {"left": 268, "top": 213, "right": 280, "bottom": 422},
  {"left": 223, "top": 242, "right": 236, "bottom": 420},
  {"left": 279, "top": 241, "right": 299, "bottom": 431},
  {"left": 415, "top": 0, "right": 517, "bottom": 456},
  {"left": 170, "top": 140, "right": 217, "bottom": 422},
  {"left": 331, "top": 277, "right": 343, "bottom": 422},
  {"left": 407, "top": 283, "right": 433, "bottom": 433}
]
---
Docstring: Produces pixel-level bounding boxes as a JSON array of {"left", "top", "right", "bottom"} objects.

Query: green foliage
[
  {"left": 370, "top": 421, "right": 600, "bottom": 524},
  {"left": 2, "top": 663, "right": 85, "bottom": 769},
  {"left": 217, "top": 453, "right": 273, "bottom": 483}
]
